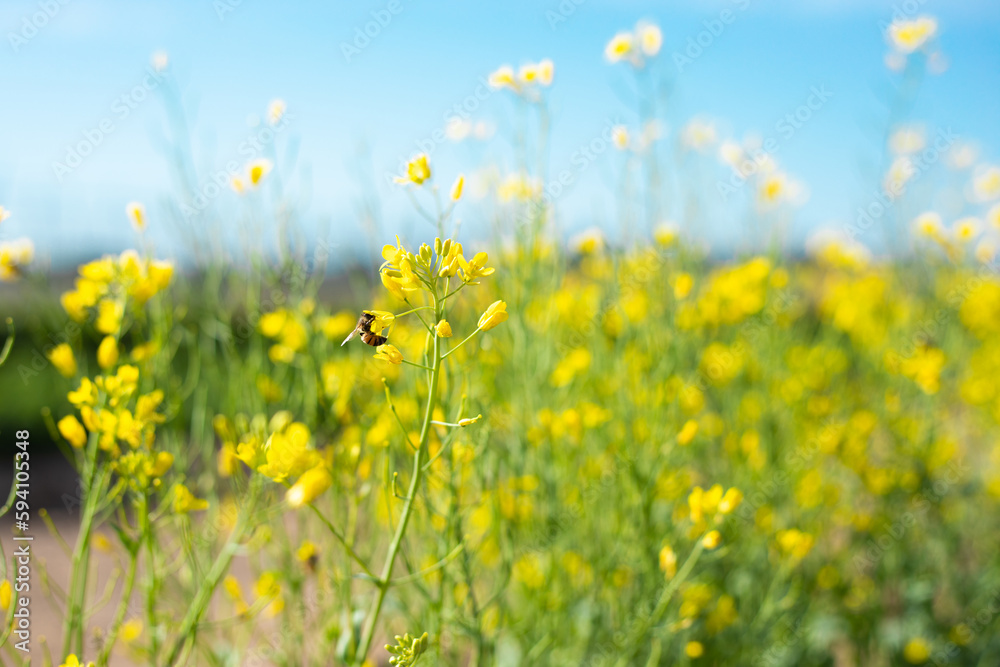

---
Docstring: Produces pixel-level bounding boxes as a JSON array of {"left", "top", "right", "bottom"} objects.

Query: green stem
[
  {"left": 441, "top": 325, "right": 483, "bottom": 360},
  {"left": 62, "top": 428, "right": 103, "bottom": 656},
  {"left": 97, "top": 514, "right": 141, "bottom": 666},
  {"left": 162, "top": 480, "right": 259, "bottom": 665},
  {"left": 356, "top": 299, "right": 444, "bottom": 662},
  {"left": 613, "top": 538, "right": 707, "bottom": 667}
]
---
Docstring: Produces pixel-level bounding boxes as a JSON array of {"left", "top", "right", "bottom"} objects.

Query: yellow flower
[
  {"left": 268, "top": 98, "right": 286, "bottom": 125},
  {"left": 685, "top": 641, "right": 704, "bottom": 658},
  {"left": 248, "top": 158, "right": 273, "bottom": 186},
  {"left": 457, "top": 414, "right": 483, "bottom": 427},
  {"left": 58, "top": 415, "right": 88, "bottom": 448},
  {"left": 120, "top": 618, "right": 143, "bottom": 643},
  {"left": 658, "top": 545, "right": 677, "bottom": 579},
  {"left": 637, "top": 22, "right": 662, "bottom": 56},
  {"left": 611, "top": 125, "right": 629, "bottom": 150},
  {"left": 537, "top": 58, "right": 554, "bottom": 86},
  {"left": 888, "top": 16, "right": 937, "bottom": 54},
  {"left": 702, "top": 530, "right": 722, "bottom": 549},
  {"left": 953, "top": 216, "right": 981, "bottom": 243},
  {"left": 487, "top": 65, "right": 517, "bottom": 90},
  {"left": 478, "top": 300, "right": 508, "bottom": 331},
  {"left": 374, "top": 343, "right": 403, "bottom": 365},
  {"left": 296, "top": 540, "right": 319, "bottom": 563},
  {"left": 518, "top": 62, "right": 538, "bottom": 85},
  {"left": 0, "top": 580, "right": 11, "bottom": 610},
  {"left": 0, "top": 238, "right": 34, "bottom": 282},
  {"left": 718, "top": 487, "right": 743, "bottom": 514},
  {"left": 459, "top": 251, "right": 495, "bottom": 284},
  {"left": 125, "top": 201, "right": 146, "bottom": 230},
  {"left": 673, "top": 272, "right": 694, "bottom": 299},
  {"left": 903, "top": 637, "right": 930, "bottom": 664},
  {"left": 677, "top": 419, "right": 699, "bottom": 446},
  {"left": 286, "top": 466, "right": 332, "bottom": 508},
  {"left": 605, "top": 31, "right": 635, "bottom": 63},
  {"left": 653, "top": 223, "right": 678, "bottom": 247},
  {"left": 974, "top": 165, "right": 1000, "bottom": 201},
  {"left": 435, "top": 320, "right": 453, "bottom": 338},
  {"left": 450, "top": 174, "right": 465, "bottom": 201},
  {"left": 254, "top": 571, "right": 284, "bottom": 617},
  {"left": 60, "top": 656, "right": 94, "bottom": 667},
  {"left": 172, "top": 483, "right": 209, "bottom": 514},
  {"left": 47, "top": 343, "right": 78, "bottom": 378},
  {"left": 363, "top": 309, "right": 395, "bottom": 335},
  {"left": 395, "top": 153, "right": 431, "bottom": 185},
  {"left": 97, "top": 336, "right": 119, "bottom": 370}
]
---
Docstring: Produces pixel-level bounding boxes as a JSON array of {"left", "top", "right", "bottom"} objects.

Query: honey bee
[{"left": 341, "top": 311, "right": 388, "bottom": 347}]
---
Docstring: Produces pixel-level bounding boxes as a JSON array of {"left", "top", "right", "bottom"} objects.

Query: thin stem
[
  {"left": 307, "top": 504, "right": 377, "bottom": 580},
  {"left": 356, "top": 296, "right": 444, "bottom": 662},
  {"left": 402, "top": 359, "right": 434, "bottom": 371},
  {"left": 441, "top": 325, "right": 483, "bottom": 360}
]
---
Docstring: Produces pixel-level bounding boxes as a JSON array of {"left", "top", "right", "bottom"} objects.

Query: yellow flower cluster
[{"left": 61, "top": 250, "right": 174, "bottom": 331}]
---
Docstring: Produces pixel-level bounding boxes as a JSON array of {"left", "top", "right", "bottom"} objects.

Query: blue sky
[{"left": 1, "top": 0, "right": 998, "bottom": 266}]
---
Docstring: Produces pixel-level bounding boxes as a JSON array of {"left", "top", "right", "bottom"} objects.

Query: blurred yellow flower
[
  {"left": 974, "top": 165, "right": 1000, "bottom": 201},
  {"left": 637, "top": 22, "right": 662, "bottom": 56},
  {"left": 248, "top": 158, "right": 273, "bottom": 187},
  {"left": 97, "top": 336, "right": 119, "bottom": 370},
  {"left": 677, "top": 419, "right": 699, "bottom": 446},
  {"left": 48, "top": 343, "right": 78, "bottom": 378},
  {"left": 604, "top": 31, "right": 634, "bottom": 63},
  {"left": 268, "top": 98, "right": 287, "bottom": 125},
  {"left": 58, "top": 415, "right": 88, "bottom": 448},
  {"left": 685, "top": 641, "right": 704, "bottom": 658},
  {"left": 172, "top": 483, "right": 209, "bottom": 514},
  {"left": 395, "top": 153, "right": 431, "bottom": 186},
  {"left": 487, "top": 65, "right": 517, "bottom": 90},
  {"left": 450, "top": 174, "right": 464, "bottom": 201},
  {"left": 125, "top": 201, "right": 146, "bottom": 230},
  {"left": 286, "top": 466, "right": 332, "bottom": 508},
  {"left": 887, "top": 16, "right": 937, "bottom": 54},
  {"left": 0, "top": 238, "right": 34, "bottom": 282},
  {"left": 658, "top": 545, "right": 677, "bottom": 579},
  {"left": 903, "top": 637, "right": 930, "bottom": 664}
]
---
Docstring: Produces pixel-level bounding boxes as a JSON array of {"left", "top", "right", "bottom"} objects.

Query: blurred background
[{"left": 1, "top": 0, "right": 999, "bottom": 267}]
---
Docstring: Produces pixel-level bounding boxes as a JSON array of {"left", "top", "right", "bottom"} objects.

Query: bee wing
[{"left": 341, "top": 328, "right": 358, "bottom": 346}]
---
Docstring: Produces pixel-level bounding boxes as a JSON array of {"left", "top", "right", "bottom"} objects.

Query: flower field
[{"left": 1, "top": 10, "right": 1000, "bottom": 667}]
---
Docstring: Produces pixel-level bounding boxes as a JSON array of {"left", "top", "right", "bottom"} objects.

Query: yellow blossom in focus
[
  {"left": 435, "top": 320, "right": 453, "bottom": 338},
  {"left": 374, "top": 343, "right": 403, "bottom": 365},
  {"left": 59, "top": 656, "right": 94, "bottom": 667},
  {"left": 478, "top": 300, "right": 508, "bottom": 331}
]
